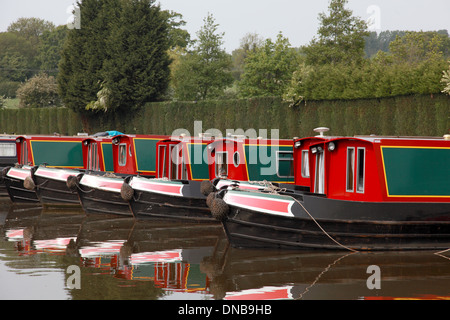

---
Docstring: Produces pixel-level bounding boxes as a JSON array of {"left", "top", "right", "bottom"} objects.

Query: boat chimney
[{"left": 313, "top": 127, "right": 330, "bottom": 137}]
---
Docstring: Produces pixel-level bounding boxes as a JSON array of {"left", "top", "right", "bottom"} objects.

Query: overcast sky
[{"left": 1, "top": 0, "right": 449, "bottom": 52}]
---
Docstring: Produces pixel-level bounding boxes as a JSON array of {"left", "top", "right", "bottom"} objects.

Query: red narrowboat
[
  {"left": 74, "top": 134, "right": 169, "bottom": 216},
  {"left": 210, "top": 130, "right": 450, "bottom": 251},
  {"left": 126, "top": 135, "right": 296, "bottom": 221},
  {"left": 31, "top": 134, "right": 116, "bottom": 206},
  {"left": 4, "top": 135, "right": 86, "bottom": 204},
  {"left": 0, "top": 135, "right": 18, "bottom": 196},
  {"left": 127, "top": 135, "right": 215, "bottom": 221}
]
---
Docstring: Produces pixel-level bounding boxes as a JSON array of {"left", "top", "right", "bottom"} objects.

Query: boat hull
[
  {"left": 33, "top": 167, "right": 82, "bottom": 205},
  {"left": 128, "top": 177, "right": 214, "bottom": 222},
  {"left": 4, "top": 166, "right": 39, "bottom": 203},
  {"left": 217, "top": 190, "right": 450, "bottom": 251},
  {"left": 76, "top": 173, "right": 133, "bottom": 217}
]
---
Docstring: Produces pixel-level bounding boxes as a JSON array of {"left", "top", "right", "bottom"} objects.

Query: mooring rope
[
  {"left": 234, "top": 180, "right": 358, "bottom": 252},
  {"left": 297, "top": 251, "right": 357, "bottom": 299},
  {"left": 291, "top": 196, "right": 358, "bottom": 252},
  {"left": 434, "top": 248, "right": 450, "bottom": 261}
]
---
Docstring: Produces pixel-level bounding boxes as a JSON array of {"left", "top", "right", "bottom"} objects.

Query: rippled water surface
[{"left": 1, "top": 199, "right": 449, "bottom": 300}]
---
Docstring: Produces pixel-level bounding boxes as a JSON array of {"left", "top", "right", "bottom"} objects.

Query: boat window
[
  {"left": 346, "top": 147, "right": 355, "bottom": 192},
  {"left": 215, "top": 152, "right": 227, "bottom": 178},
  {"left": 119, "top": 143, "right": 127, "bottom": 166},
  {"left": 277, "top": 151, "right": 294, "bottom": 178},
  {"left": 356, "top": 148, "right": 365, "bottom": 193},
  {"left": 0, "top": 143, "right": 16, "bottom": 157},
  {"left": 301, "top": 150, "right": 310, "bottom": 178},
  {"left": 314, "top": 151, "right": 325, "bottom": 193},
  {"left": 233, "top": 151, "right": 240, "bottom": 167}
]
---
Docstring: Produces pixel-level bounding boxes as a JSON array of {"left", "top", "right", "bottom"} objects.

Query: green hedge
[{"left": 0, "top": 94, "right": 448, "bottom": 138}]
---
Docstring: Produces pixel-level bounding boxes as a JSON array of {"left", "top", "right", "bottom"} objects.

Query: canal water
[{"left": 0, "top": 198, "right": 449, "bottom": 300}]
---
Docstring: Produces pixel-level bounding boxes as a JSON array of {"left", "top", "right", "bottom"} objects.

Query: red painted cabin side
[
  {"left": 156, "top": 136, "right": 213, "bottom": 180},
  {"left": 82, "top": 137, "right": 113, "bottom": 172},
  {"left": 206, "top": 138, "right": 248, "bottom": 181},
  {"left": 111, "top": 134, "right": 169, "bottom": 176},
  {"left": 15, "top": 135, "right": 86, "bottom": 167},
  {"left": 305, "top": 136, "right": 450, "bottom": 203}
]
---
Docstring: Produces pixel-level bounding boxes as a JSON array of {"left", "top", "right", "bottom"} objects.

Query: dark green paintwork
[
  {"left": 101, "top": 143, "right": 114, "bottom": 172},
  {"left": 382, "top": 147, "right": 450, "bottom": 196},
  {"left": 31, "top": 140, "right": 83, "bottom": 168},
  {"left": 186, "top": 143, "right": 209, "bottom": 180},
  {"left": 134, "top": 138, "right": 159, "bottom": 173},
  {"left": 244, "top": 145, "right": 294, "bottom": 183}
]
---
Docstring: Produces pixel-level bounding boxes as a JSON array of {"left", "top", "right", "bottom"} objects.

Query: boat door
[
  {"left": 207, "top": 139, "right": 247, "bottom": 181},
  {"left": 311, "top": 143, "right": 325, "bottom": 194},
  {"left": 156, "top": 140, "right": 185, "bottom": 179},
  {"left": 15, "top": 136, "right": 31, "bottom": 165}
]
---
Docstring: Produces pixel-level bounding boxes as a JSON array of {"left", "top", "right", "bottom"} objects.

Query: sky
[{"left": 1, "top": 0, "right": 449, "bottom": 52}]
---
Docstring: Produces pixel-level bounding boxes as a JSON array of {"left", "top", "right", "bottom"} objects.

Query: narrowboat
[
  {"left": 73, "top": 134, "right": 168, "bottom": 216},
  {"left": 127, "top": 135, "right": 214, "bottom": 221},
  {"left": 0, "top": 135, "right": 18, "bottom": 196},
  {"left": 32, "top": 134, "right": 115, "bottom": 206},
  {"left": 4, "top": 135, "right": 86, "bottom": 203},
  {"left": 126, "top": 135, "right": 296, "bottom": 221},
  {"left": 210, "top": 131, "right": 450, "bottom": 251}
]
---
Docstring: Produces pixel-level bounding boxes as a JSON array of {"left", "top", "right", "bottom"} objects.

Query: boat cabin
[
  {"left": 207, "top": 136, "right": 295, "bottom": 184},
  {"left": 156, "top": 136, "right": 213, "bottom": 180},
  {"left": 0, "top": 135, "right": 18, "bottom": 167},
  {"left": 305, "top": 135, "right": 450, "bottom": 202},
  {"left": 111, "top": 134, "right": 169, "bottom": 176},
  {"left": 15, "top": 135, "right": 86, "bottom": 168},
  {"left": 82, "top": 137, "right": 114, "bottom": 172}
]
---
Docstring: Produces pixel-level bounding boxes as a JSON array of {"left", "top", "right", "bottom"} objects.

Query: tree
[
  {"left": 231, "top": 33, "right": 264, "bottom": 81},
  {"left": 0, "top": 32, "right": 36, "bottom": 97},
  {"left": 58, "top": 0, "right": 116, "bottom": 114},
  {"left": 172, "top": 13, "right": 233, "bottom": 100},
  {"left": 7, "top": 17, "right": 55, "bottom": 48},
  {"left": 37, "top": 25, "right": 68, "bottom": 75},
  {"left": 59, "top": 0, "right": 172, "bottom": 114},
  {"left": 441, "top": 61, "right": 450, "bottom": 95},
  {"left": 303, "top": 0, "right": 368, "bottom": 65},
  {"left": 16, "top": 73, "right": 61, "bottom": 108},
  {"left": 239, "top": 32, "right": 300, "bottom": 98},
  {"left": 92, "top": 0, "right": 171, "bottom": 112}
]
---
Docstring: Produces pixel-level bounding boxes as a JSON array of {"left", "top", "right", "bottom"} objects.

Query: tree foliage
[
  {"left": 283, "top": 0, "right": 449, "bottom": 105},
  {"left": 442, "top": 61, "right": 450, "bottom": 95},
  {"left": 59, "top": 0, "right": 171, "bottom": 114},
  {"left": 16, "top": 73, "right": 61, "bottom": 108},
  {"left": 172, "top": 13, "right": 233, "bottom": 101},
  {"left": 239, "top": 33, "right": 300, "bottom": 98},
  {"left": 303, "top": 0, "right": 368, "bottom": 65}
]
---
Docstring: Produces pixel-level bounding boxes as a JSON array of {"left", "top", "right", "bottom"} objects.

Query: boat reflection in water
[{"left": 1, "top": 202, "right": 449, "bottom": 300}]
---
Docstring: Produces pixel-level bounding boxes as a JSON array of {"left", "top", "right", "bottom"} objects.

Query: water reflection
[{"left": 0, "top": 199, "right": 449, "bottom": 300}]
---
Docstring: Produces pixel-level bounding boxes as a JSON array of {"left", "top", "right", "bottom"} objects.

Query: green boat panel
[
  {"left": 244, "top": 144, "right": 294, "bottom": 183},
  {"left": 382, "top": 146, "right": 450, "bottom": 197},
  {"left": 101, "top": 142, "right": 114, "bottom": 172},
  {"left": 30, "top": 140, "right": 83, "bottom": 168},
  {"left": 186, "top": 143, "right": 209, "bottom": 180},
  {"left": 134, "top": 138, "right": 159, "bottom": 173}
]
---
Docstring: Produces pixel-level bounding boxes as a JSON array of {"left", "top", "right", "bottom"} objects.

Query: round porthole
[{"left": 233, "top": 151, "right": 240, "bottom": 167}]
